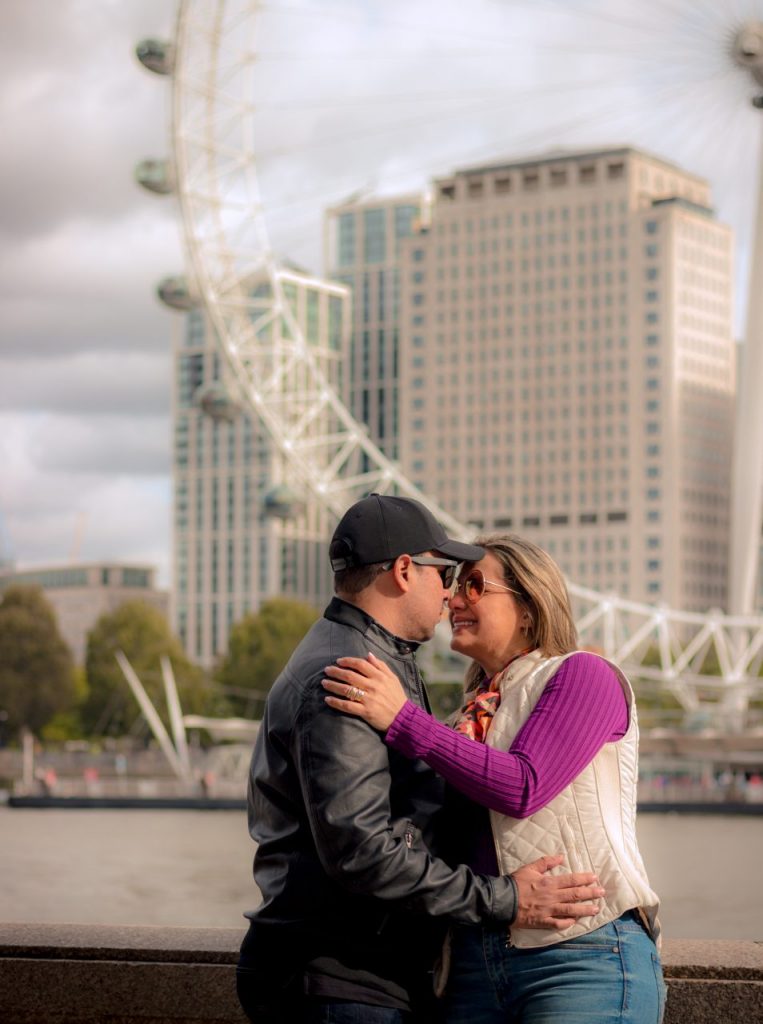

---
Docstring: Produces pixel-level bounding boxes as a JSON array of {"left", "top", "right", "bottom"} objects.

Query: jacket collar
[{"left": 324, "top": 597, "right": 421, "bottom": 657}]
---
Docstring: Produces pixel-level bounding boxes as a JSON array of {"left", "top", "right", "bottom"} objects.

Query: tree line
[{"left": 0, "top": 584, "right": 319, "bottom": 744}]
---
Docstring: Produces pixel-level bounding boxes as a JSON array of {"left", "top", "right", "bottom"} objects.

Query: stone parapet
[{"left": 0, "top": 923, "right": 761, "bottom": 1023}]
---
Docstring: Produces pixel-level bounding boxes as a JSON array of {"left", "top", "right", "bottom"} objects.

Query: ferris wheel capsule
[
  {"left": 263, "top": 484, "right": 305, "bottom": 521},
  {"left": 194, "top": 382, "right": 239, "bottom": 423},
  {"left": 135, "top": 38, "right": 175, "bottom": 76},
  {"left": 731, "top": 21, "right": 763, "bottom": 85},
  {"left": 135, "top": 159, "right": 175, "bottom": 195},
  {"left": 157, "top": 275, "right": 199, "bottom": 311}
]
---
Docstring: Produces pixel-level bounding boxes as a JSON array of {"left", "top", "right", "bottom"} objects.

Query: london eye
[{"left": 138, "top": 0, "right": 763, "bottom": 731}]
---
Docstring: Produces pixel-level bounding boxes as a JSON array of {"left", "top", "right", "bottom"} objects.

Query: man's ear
[{"left": 390, "top": 554, "right": 413, "bottom": 593}]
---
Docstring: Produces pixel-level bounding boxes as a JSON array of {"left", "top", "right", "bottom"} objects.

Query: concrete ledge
[{"left": 0, "top": 924, "right": 761, "bottom": 1023}]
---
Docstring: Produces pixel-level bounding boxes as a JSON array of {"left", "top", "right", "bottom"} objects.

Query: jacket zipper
[{"left": 410, "top": 652, "right": 431, "bottom": 712}]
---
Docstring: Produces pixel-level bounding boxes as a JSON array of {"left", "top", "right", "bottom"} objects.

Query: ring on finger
[{"left": 347, "top": 685, "right": 366, "bottom": 702}]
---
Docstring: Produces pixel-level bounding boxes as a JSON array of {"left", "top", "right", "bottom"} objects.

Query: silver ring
[{"left": 347, "top": 686, "right": 366, "bottom": 702}]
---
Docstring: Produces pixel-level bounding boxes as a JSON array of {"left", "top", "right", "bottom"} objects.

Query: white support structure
[
  {"left": 115, "top": 650, "right": 190, "bottom": 782},
  {"left": 160, "top": 656, "right": 193, "bottom": 780},
  {"left": 163, "top": 2, "right": 763, "bottom": 731}
]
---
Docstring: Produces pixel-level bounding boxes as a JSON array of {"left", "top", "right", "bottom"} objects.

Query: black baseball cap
[{"left": 329, "top": 493, "right": 485, "bottom": 571}]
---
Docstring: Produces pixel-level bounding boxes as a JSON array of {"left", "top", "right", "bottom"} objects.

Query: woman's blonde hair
[{"left": 464, "top": 533, "right": 578, "bottom": 691}]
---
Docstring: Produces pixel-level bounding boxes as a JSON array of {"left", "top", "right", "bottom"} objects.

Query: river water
[{"left": 0, "top": 808, "right": 760, "bottom": 939}]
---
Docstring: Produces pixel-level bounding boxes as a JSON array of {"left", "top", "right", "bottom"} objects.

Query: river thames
[{"left": 0, "top": 808, "right": 760, "bottom": 939}]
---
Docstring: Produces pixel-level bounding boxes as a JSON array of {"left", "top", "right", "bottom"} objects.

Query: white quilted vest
[{"left": 486, "top": 649, "right": 661, "bottom": 948}]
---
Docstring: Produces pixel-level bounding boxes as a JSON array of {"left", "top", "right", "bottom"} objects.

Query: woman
[{"left": 323, "top": 534, "right": 666, "bottom": 1023}]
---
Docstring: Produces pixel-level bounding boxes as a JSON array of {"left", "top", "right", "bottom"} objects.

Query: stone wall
[{"left": 0, "top": 923, "right": 761, "bottom": 1023}]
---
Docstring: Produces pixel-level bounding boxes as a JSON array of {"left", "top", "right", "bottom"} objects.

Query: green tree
[
  {"left": 40, "top": 666, "right": 89, "bottom": 742},
  {"left": 0, "top": 585, "right": 76, "bottom": 737},
  {"left": 216, "top": 598, "right": 319, "bottom": 706},
  {"left": 82, "top": 600, "right": 208, "bottom": 737}
]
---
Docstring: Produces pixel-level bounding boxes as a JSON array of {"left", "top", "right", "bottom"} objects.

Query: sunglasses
[
  {"left": 452, "top": 568, "right": 519, "bottom": 604},
  {"left": 382, "top": 555, "right": 459, "bottom": 589}
]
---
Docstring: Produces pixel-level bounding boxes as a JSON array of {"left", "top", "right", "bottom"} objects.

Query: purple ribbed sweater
[{"left": 385, "top": 652, "right": 628, "bottom": 873}]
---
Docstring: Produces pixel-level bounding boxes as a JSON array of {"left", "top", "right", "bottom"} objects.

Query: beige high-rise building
[
  {"left": 395, "top": 144, "right": 733, "bottom": 606},
  {"left": 388, "top": 147, "right": 734, "bottom": 611}
]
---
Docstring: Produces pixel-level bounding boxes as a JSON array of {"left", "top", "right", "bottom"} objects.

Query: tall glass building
[{"left": 325, "top": 195, "right": 424, "bottom": 463}]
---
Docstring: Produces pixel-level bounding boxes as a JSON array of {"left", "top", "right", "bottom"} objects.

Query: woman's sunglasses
[{"left": 452, "top": 568, "right": 519, "bottom": 604}]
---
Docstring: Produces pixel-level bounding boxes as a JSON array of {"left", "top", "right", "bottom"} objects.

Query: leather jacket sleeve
[{"left": 295, "top": 676, "right": 517, "bottom": 925}]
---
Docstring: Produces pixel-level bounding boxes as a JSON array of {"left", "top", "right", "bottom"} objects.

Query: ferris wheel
[{"left": 138, "top": 0, "right": 763, "bottom": 729}]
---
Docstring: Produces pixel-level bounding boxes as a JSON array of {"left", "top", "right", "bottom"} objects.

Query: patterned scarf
[{"left": 453, "top": 648, "right": 534, "bottom": 742}]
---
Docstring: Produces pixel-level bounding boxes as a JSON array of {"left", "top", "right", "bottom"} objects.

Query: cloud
[
  {"left": 0, "top": 208, "right": 182, "bottom": 357},
  {"left": 0, "top": 415, "right": 171, "bottom": 583},
  {"left": 0, "top": 351, "right": 170, "bottom": 417}
]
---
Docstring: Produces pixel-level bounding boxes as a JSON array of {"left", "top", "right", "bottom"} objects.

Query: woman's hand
[{"left": 322, "top": 652, "right": 408, "bottom": 731}]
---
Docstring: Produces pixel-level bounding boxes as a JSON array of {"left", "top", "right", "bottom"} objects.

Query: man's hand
[{"left": 511, "top": 854, "right": 605, "bottom": 930}]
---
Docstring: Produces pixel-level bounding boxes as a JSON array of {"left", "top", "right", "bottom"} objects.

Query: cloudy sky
[{"left": 2, "top": 0, "right": 762, "bottom": 586}]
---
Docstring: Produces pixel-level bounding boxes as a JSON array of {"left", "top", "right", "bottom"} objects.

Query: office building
[
  {"left": 0, "top": 563, "right": 168, "bottom": 665},
  {"left": 325, "top": 194, "right": 425, "bottom": 462},
  {"left": 397, "top": 147, "right": 735, "bottom": 611},
  {"left": 171, "top": 267, "right": 347, "bottom": 667}
]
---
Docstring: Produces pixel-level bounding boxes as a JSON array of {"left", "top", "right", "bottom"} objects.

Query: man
[{"left": 238, "top": 494, "right": 603, "bottom": 1023}]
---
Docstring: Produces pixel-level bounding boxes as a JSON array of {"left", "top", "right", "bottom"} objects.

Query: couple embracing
[{"left": 237, "top": 494, "right": 665, "bottom": 1023}]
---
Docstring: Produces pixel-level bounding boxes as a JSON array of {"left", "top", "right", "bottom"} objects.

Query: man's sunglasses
[
  {"left": 382, "top": 555, "right": 459, "bottom": 589},
  {"left": 452, "top": 568, "right": 519, "bottom": 604}
]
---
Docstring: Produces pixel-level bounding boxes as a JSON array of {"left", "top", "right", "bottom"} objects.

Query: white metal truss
[{"left": 170, "top": 0, "right": 763, "bottom": 730}]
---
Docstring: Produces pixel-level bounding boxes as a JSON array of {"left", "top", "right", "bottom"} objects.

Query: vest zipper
[{"left": 488, "top": 809, "right": 514, "bottom": 947}]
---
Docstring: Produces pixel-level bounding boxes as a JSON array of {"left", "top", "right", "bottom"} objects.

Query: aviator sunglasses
[{"left": 452, "top": 568, "right": 520, "bottom": 604}]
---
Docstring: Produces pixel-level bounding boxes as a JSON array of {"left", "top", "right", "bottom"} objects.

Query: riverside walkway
[{"left": 0, "top": 923, "right": 760, "bottom": 1023}]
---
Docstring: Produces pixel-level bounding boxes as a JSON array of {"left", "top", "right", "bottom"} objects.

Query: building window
[
  {"left": 579, "top": 164, "right": 596, "bottom": 184},
  {"left": 550, "top": 167, "right": 568, "bottom": 187},
  {"left": 337, "top": 213, "right": 355, "bottom": 267},
  {"left": 363, "top": 208, "right": 386, "bottom": 263},
  {"left": 522, "top": 169, "right": 540, "bottom": 191},
  {"left": 394, "top": 204, "right": 418, "bottom": 242}
]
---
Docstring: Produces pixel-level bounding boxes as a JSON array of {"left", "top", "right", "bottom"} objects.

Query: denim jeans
[{"left": 441, "top": 912, "right": 666, "bottom": 1023}]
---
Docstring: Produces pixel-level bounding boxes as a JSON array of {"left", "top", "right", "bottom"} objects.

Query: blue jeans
[{"left": 442, "top": 912, "right": 666, "bottom": 1023}]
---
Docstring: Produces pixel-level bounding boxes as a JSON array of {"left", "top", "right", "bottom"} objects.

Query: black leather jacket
[{"left": 240, "top": 598, "right": 517, "bottom": 1010}]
